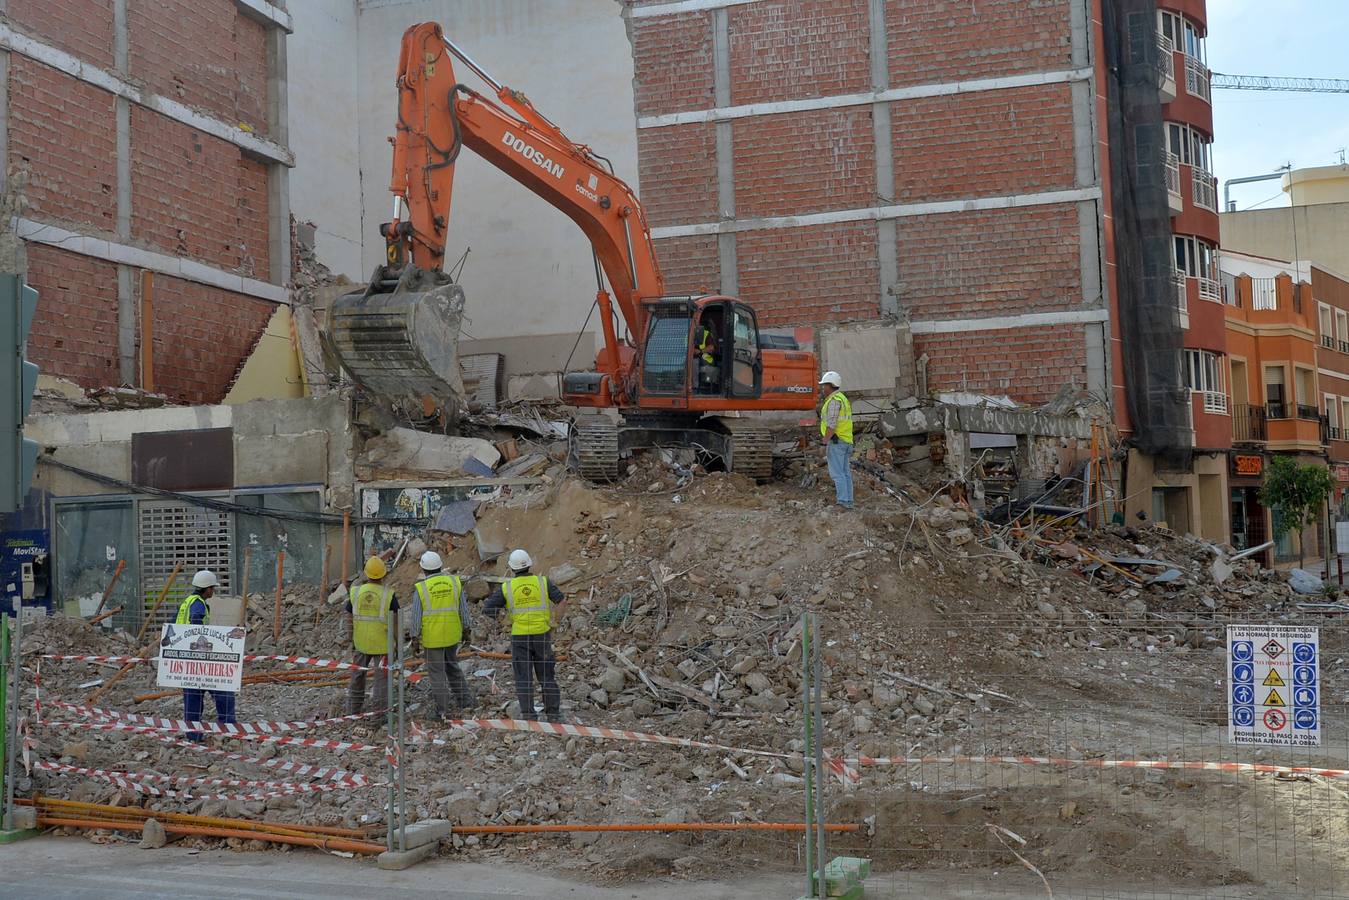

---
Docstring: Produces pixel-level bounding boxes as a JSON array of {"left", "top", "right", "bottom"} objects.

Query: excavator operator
[{"left": 694, "top": 312, "right": 722, "bottom": 394}]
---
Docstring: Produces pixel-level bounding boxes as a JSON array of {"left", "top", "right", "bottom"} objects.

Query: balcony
[
  {"left": 1251, "top": 277, "right": 1278, "bottom": 310},
  {"left": 1340, "top": 339, "right": 1349, "bottom": 353},
  {"left": 1267, "top": 401, "right": 1290, "bottom": 420},
  {"left": 1323, "top": 416, "right": 1334, "bottom": 445},
  {"left": 1298, "top": 403, "right": 1321, "bottom": 421},
  {"left": 1166, "top": 153, "right": 1183, "bottom": 213},
  {"left": 1330, "top": 425, "right": 1344, "bottom": 442},
  {"left": 1232, "top": 403, "right": 1267, "bottom": 443},
  {"left": 1196, "top": 276, "right": 1221, "bottom": 303},
  {"left": 1324, "top": 335, "right": 1337, "bottom": 350},
  {"left": 1191, "top": 169, "right": 1218, "bottom": 212},
  {"left": 1201, "top": 391, "right": 1228, "bottom": 414},
  {"left": 1158, "top": 33, "right": 1177, "bottom": 101},
  {"left": 1174, "top": 271, "right": 1188, "bottom": 314},
  {"left": 1185, "top": 56, "right": 1211, "bottom": 102}
]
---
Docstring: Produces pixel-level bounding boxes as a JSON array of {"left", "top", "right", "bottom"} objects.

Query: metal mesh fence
[{"left": 780, "top": 613, "right": 1349, "bottom": 898}]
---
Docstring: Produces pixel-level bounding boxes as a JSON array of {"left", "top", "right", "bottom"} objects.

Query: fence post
[
  {"left": 812, "top": 612, "right": 827, "bottom": 885},
  {"left": 0, "top": 616, "right": 7, "bottom": 827},
  {"left": 2, "top": 602, "right": 19, "bottom": 831},
  {"left": 801, "top": 611, "right": 816, "bottom": 898}
]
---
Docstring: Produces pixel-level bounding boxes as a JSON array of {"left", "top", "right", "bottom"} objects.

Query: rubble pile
[{"left": 15, "top": 443, "right": 1339, "bottom": 881}]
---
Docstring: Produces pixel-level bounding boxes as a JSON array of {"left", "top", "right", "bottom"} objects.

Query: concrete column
[
  {"left": 869, "top": 0, "right": 899, "bottom": 317},
  {"left": 266, "top": 24, "right": 292, "bottom": 287},
  {"left": 1072, "top": 0, "right": 1109, "bottom": 403},
  {"left": 711, "top": 8, "right": 737, "bottom": 296},
  {"left": 114, "top": 0, "right": 137, "bottom": 383}
]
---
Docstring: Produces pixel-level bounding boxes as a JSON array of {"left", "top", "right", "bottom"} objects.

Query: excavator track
[
  {"left": 573, "top": 418, "right": 621, "bottom": 483},
  {"left": 716, "top": 417, "right": 774, "bottom": 482}
]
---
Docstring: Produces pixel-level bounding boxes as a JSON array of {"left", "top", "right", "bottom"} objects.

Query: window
[
  {"left": 1182, "top": 349, "right": 1224, "bottom": 394},
  {"left": 1337, "top": 309, "right": 1348, "bottom": 345},
  {"left": 1165, "top": 123, "right": 1211, "bottom": 172},
  {"left": 1341, "top": 398, "right": 1349, "bottom": 434},
  {"left": 1158, "top": 10, "right": 1179, "bottom": 44},
  {"left": 1265, "top": 365, "right": 1287, "bottom": 417},
  {"left": 1184, "top": 19, "right": 1205, "bottom": 61},
  {"left": 1174, "top": 235, "right": 1217, "bottom": 279},
  {"left": 1321, "top": 303, "right": 1335, "bottom": 337},
  {"left": 1296, "top": 367, "right": 1316, "bottom": 407},
  {"left": 1327, "top": 394, "right": 1340, "bottom": 439}
]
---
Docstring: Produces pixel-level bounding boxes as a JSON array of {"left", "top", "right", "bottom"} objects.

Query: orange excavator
[{"left": 329, "top": 23, "right": 819, "bottom": 480}]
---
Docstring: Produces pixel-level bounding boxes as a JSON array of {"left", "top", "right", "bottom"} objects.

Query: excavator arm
[{"left": 386, "top": 22, "right": 664, "bottom": 393}]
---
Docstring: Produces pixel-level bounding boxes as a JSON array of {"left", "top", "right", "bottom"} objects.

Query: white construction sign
[
  {"left": 1228, "top": 624, "right": 1319, "bottom": 747},
  {"left": 156, "top": 624, "right": 246, "bottom": 693}
]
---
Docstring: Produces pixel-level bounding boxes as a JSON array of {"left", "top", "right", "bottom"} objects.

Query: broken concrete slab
[{"left": 362, "top": 427, "right": 500, "bottom": 476}]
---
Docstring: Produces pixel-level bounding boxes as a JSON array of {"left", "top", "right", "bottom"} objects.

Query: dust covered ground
[{"left": 16, "top": 446, "right": 1349, "bottom": 896}]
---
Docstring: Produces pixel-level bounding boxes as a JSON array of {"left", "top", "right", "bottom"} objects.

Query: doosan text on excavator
[{"left": 329, "top": 22, "right": 819, "bottom": 481}]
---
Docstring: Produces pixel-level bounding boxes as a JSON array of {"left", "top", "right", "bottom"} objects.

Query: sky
[{"left": 1209, "top": 0, "right": 1349, "bottom": 211}]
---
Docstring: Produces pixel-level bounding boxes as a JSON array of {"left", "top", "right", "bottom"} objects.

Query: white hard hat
[
  {"left": 420, "top": 550, "right": 443, "bottom": 571},
  {"left": 818, "top": 371, "right": 842, "bottom": 388},
  {"left": 507, "top": 549, "right": 533, "bottom": 571},
  {"left": 192, "top": 569, "right": 219, "bottom": 589}
]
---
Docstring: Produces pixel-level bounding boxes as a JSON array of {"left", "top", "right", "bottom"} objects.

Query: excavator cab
[{"left": 639, "top": 296, "right": 761, "bottom": 403}]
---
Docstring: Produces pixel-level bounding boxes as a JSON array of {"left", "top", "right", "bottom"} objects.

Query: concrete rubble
[{"left": 14, "top": 415, "right": 1343, "bottom": 884}]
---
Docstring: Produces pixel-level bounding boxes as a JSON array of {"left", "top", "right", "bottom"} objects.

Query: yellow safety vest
[
  {"left": 415, "top": 574, "right": 464, "bottom": 649},
  {"left": 504, "top": 575, "right": 552, "bottom": 636},
  {"left": 696, "top": 327, "right": 715, "bottom": 365},
  {"left": 820, "top": 391, "right": 853, "bottom": 444},
  {"left": 350, "top": 582, "right": 394, "bottom": 655},
  {"left": 174, "top": 593, "right": 209, "bottom": 626}
]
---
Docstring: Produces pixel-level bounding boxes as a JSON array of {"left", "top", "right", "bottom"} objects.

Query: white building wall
[
  {"left": 287, "top": 0, "right": 365, "bottom": 280},
  {"left": 354, "top": 0, "right": 638, "bottom": 351}
]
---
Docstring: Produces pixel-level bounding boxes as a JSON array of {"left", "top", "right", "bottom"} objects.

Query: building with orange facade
[{"left": 1219, "top": 249, "right": 1349, "bottom": 568}]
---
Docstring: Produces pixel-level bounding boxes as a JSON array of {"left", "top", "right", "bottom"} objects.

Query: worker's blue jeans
[
  {"left": 183, "top": 688, "right": 237, "bottom": 742},
  {"left": 826, "top": 439, "right": 854, "bottom": 508}
]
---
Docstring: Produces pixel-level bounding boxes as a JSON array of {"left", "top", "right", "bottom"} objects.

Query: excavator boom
[{"left": 329, "top": 22, "right": 818, "bottom": 478}]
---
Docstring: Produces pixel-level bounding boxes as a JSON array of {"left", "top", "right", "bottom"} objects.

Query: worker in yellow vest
[
  {"left": 346, "top": 555, "right": 399, "bottom": 716},
  {"left": 818, "top": 371, "right": 854, "bottom": 510},
  {"left": 407, "top": 550, "right": 476, "bottom": 719},
  {"left": 483, "top": 549, "right": 567, "bottom": 723},
  {"left": 175, "top": 569, "right": 236, "bottom": 742}
]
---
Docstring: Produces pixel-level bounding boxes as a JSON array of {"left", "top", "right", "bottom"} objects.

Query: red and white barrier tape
[
  {"left": 38, "top": 720, "right": 374, "bottom": 782},
  {"left": 40, "top": 718, "right": 387, "bottom": 754},
  {"left": 51, "top": 699, "right": 377, "bottom": 735},
  {"left": 41, "top": 653, "right": 373, "bottom": 672},
  {"left": 842, "top": 753, "right": 1349, "bottom": 780},
  {"left": 34, "top": 760, "right": 383, "bottom": 801},
  {"left": 33, "top": 758, "right": 370, "bottom": 790}
]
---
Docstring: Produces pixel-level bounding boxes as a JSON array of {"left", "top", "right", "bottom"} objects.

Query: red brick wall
[
  {"left": 638, "top": 124, "right": 718, "bottom": 225},
  {"left": 24, "top": 244, "right": 121, "bottom": 389},
  {"left": 653, "top": 235, "right": 720, "bottom": 295},
  {"left": 916, "top": 324, "right": 1087, "bottom": 404},
  {"left": 7, "top": 57, "right": 118, "bottom": 232},
  {"left": 630, "top": 11, "right": 713, "bottom": 117},
  {"left": 148, "top": 276, "right": 274, "bottom": 404},
  {"left": 130, "top": 107, "right": 270, "bottom": 277},
  {"left": 127, "top": 0, "right": 271, "bottom": 134},
  {"left": 738, "top": 221, "right": 878, "bottom": 325},
  {"left": 727, "top": 0, "right": 870, "bottom": 105},
  {"left": 886, "top": 0, "right": 1074, "bottom": 87},
  {"left": 733, "top": 108, "right": 875, "bottom": 218},
  {"left": 895, "top": 205, "right": 1081, "bottom": 320},
  {"left": 893, "top": 85, "right": 1076, "bottom": 201},
  {"left": 7, "top": 0, "right": 115, "bottom": 69}
]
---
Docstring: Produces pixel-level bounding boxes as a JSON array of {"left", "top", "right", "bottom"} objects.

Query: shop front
[{"left": 1229, "top": 451, "right": 1269, "bottom": 566}]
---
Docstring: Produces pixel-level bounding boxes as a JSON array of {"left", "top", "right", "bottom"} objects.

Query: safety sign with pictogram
[{"left": 1228, "top": 625, "right": 1319, "bottom": 747}]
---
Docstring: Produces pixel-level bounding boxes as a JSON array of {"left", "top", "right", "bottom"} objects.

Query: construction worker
[
  {"left": 346, "top": 556, "right": 399, "bottom": 717},
  {"left": 483, "top": 549, "right": 566, "bottom": 723},
  {"left": 176, "top": 569, "right": 236, "bottom": 742},
  {"left": 818, "top": 371, "right": 854, "bottom": 510},
  {"left": 693, "top": 315, "right": 721, "bottom": 393},
  {"left": 407, "top": 550, "right": 476, "bottom": 719}
]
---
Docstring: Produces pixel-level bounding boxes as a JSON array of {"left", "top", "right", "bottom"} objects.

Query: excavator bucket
[{"left": 327, "top": 266, "right": 467, "bottom": 411}]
